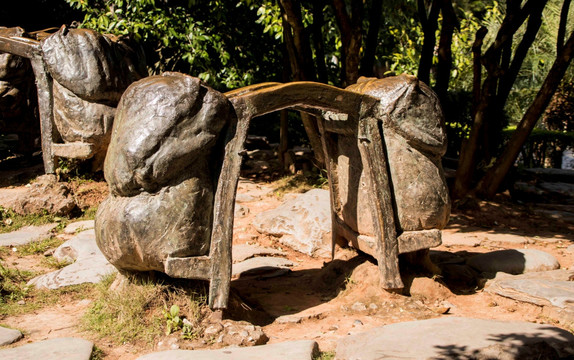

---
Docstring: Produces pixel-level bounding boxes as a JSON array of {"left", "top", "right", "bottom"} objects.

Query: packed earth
[{"left": 0, "top": 159, "right": 573, "bottom": 359}]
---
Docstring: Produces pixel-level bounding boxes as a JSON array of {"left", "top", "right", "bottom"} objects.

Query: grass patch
[
  {"left": 0, "top": 261, "right": 35, "bottom": 304},
  {"left": 0, "top": 206, "right": 67, "bottom": 234},
  {"left": 314, "top": 351, "right": 336, "bottom": 360},
  {"left": 82, "top": 273, "right": 208, "bottom": 346},
  {"left": 76, "top": 207, "right": 98, "bottom": 221},
  {"left": 271, "top": 171, "right": 328, "bottom": 199},
  {"left": 0, "top": 260, "right": 95, "bottom": 316},
  {"left": 15, "top": 236, "right": 64, "bottom": 256}
]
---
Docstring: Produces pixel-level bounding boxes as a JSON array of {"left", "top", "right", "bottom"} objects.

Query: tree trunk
[
  {"left": 311, "top": 0, "right": 328, "bottom": 83},
  {"left": 453, "top": 0, "right": 548, "bottom": 199},
  {"left": 476, "top": 28, "right": 574, "bottom": 197},
  {"left": 434, "top": 0, "right": 458, "bottom": 102},
  {"left": 360, "top": 0, "right": 383, "bottom": 77},
  {"left": 417, "top": 0, "right": 440, "bottom": 85},
  {"left": 332, "top": 0, "right": 363, "bottom": 86},
  {"left": 280, "top": 0, "right": 325, "bottom": 167}
]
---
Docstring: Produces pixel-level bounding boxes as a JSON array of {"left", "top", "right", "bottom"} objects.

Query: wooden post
[{"left": 357, "top": 116, "right": 403, "bottom": 290}]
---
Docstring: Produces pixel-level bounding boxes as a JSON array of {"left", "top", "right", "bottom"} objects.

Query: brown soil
[{"left": 0, "top": 172, "right": 573, "bottom": 359}]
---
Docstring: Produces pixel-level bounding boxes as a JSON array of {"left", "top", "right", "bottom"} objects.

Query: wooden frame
[
  {"left": 0, "top": 33, "right": 98, "bottom": 174},
  {"left": 165, "top": 82, "right": 441, "bottom": 309}
]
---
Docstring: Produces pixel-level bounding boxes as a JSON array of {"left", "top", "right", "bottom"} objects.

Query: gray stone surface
[
  {"left": 232, "top": 256, "right": 294, "bottom": 277},
  {"left": 0, "top": 326, "right": 22, "bottom": 346},
  {"left": 253, "top": 189, "right": 331, "bottom": 257},
  {"left": 467, "top": 249, "right": 560, "bottom": 275},
  {"left": 0, "top": 223, "right": 58, "bottom": 246},
  {"left": 63, "top": 220, "right": 95, "bottom": 235},
  {"left": 441, "top": 229, "right": 484, "bottom": 247},
  {"left": 0, "top": 337, "right": 93, "bottom": 360},
  {"left": 137, "top": 340, "right": 318, "bottom": 360},
  {"left": 335, "top": 317, "right": 574, "bottom": 360},
  {"left": 29, "top": 229, "right": 117, "bottom": 289},
  {"left": 486, "top": 269, "right": 574, "bottom": 308},
  {"left": 232, "top": 244, "right": 286, "bottom": 263}
]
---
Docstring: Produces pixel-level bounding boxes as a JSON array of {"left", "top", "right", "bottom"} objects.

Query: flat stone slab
[
  {"left": 29, "top": 229, "right": 117, "bottom": 289},
  {"left": 486, "top": 270, "right": 574, "bottom": 308},
  {"left": 232, "top": 244, "right": 286, "bottom": 263},
  {"left": 63, "top": 220, "right": 95, "bottom": 234},
  {"left": 467, "top": 249, "right": 560, "bottom": 275},
  {"left": 441, "top": 229, "right": 484, "bottom": 247},
  {"left": 53, "top": 229, "right": 101, "bottom": 262},
  {"left": 0, "top": 223, "right": 58, "bottom": 247},
  {"left": 232, "top": 257, "right": 294, "bottom": 277},
  {"left": 253, "top": 189, "right": 331, "bottom": 257},
  {"left": 137, "top": 340, "right": 318, "bottom": 360},
  {"left": 0, "top": 326, "right": 22, "bottom": 346},
  {"left": 0, "top": 337, "right": 93, "bottom": 360},
  {"left": 335, "top": 317, "right": 574, "bottom": 359}
]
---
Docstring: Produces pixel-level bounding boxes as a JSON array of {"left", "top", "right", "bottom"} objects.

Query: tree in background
[{"left": 59, "top": 0, "right": 574, "bottom": 198}]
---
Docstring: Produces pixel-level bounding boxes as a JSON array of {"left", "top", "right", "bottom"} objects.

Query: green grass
[
  {"left": 314, "top": 351, "right": 336, "bottom": 360},
  {"left": 0, "top": 206, "right": 67, "bottom": 234},
  {"left": 16, "top": 237, "right": 65, "bottom": 256},
  {"left": 271, "top": 171, "right": 329, "bottom": 199},
  {"left": 0, "top": 262, "right": 35, "bottom": 304},
  {"left": 82, "top": 274, "right": 208, "bottom": 346}
]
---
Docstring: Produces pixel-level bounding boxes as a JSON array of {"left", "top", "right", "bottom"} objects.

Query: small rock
[
  {"left": 369, "top": 303, "right": 378, "bottom": 310},
  {"left": 63, "top": 220, "right": 95, "bottom": 234},
  {"left": 275, "top": 315, "right": 302, "bottom": 324},
  {"left": 232, "top": 257, "right": 294, "bottom": 277},
  {"left": 218, "top": 320, "right": 268, "bottom": 347},
  {"left": 351, "top": 302, "right": 367, "bottom": 311},
  {"left": 234, "top": 204, "right": 249, "bottom": 218},
  {"left": 353, "top": 320, "right": 363, "bottom": 327},
  {"left": 0, "top": 326, "right": 22, "bottom": 346},
  {"left": 467, "top": 249, "right": 560, "bottom": 275},
  {"left": 17, "top": 300, "right": 25, "bottom": 305},
  {"left": 232, "top": 243, "right": 286, "bottom": 263},
  {"left": 203, "top": 323, "right": 223, "bottom": 337}
]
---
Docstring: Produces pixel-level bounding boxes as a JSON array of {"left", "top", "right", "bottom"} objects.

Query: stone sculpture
[
  {"left": 96, "top": 71, "right": 450, "bottom": 309},
  {"left": 0, "top": 27, "right": 38, "bottom": 155},
  {"left": 97, "top": 72, "right": 231, "bottom": 272},
  {"left": 0, "top": 25, "right": 146, "bottom": 171}
]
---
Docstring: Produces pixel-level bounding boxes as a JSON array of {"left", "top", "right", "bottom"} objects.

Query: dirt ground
[{"left": 0, "top": 164, "right": 573, "bottom": 359}]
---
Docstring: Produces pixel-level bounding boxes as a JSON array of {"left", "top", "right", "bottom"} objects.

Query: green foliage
[
  {"left": 66, "top": 0, "right": 282, "bottom": 90},
  {"left": 163, "top": 304, "right": 182, "bottom": 335}
]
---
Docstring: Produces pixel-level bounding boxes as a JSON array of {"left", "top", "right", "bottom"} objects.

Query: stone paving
[{"left": 0, "top": 196, "right": 573, "bottom": 359}]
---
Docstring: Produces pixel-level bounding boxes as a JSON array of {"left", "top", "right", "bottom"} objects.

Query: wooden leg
[
  {"left": 357, "top": 118, "right": 403, "bottom": 290},
  {"left": 29, "top": 56, "right": 56, "bottom": 174},
  {"left": 208, "top": 116, "right": 251, "bottom": 309}
]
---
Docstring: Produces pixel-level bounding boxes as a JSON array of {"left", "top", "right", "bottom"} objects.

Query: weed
[
  {"left": 77, "top": 207, "right": 98, "bottom": 221},
  {"left": 314, "top": 351, "right": 335, "bottom": 360},
  {"left": 0, "top": 262, "right": 34, "bottom": 303},
  {"left": 90, "top": 346, "right": 105, "bottom": 360},
  {"left": 164, "top": 304, "right": 183, "bottom": 335}
]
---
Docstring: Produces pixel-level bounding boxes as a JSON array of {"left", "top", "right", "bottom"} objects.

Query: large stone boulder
[{"left": 96, "top": 72, "right": 231, "bottom": 272}]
